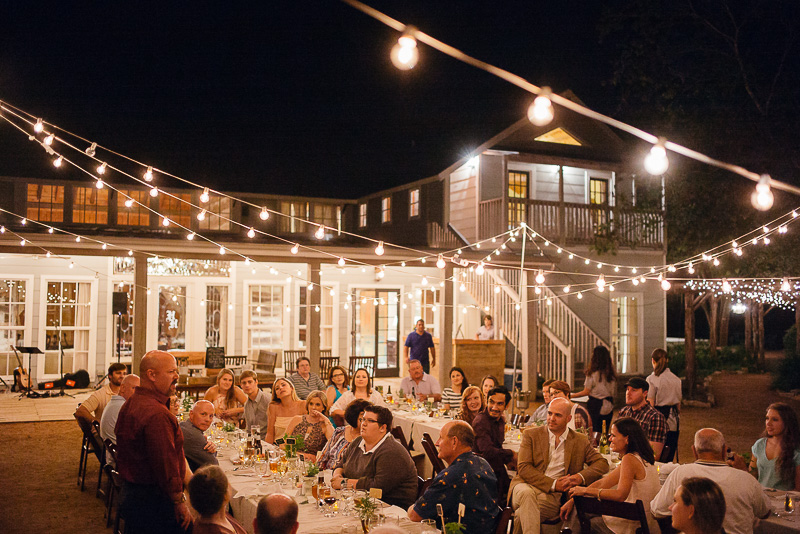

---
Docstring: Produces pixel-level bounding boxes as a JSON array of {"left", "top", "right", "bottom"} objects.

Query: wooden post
[
  {"left": 745, "top": 299, "right": 753, "bottom": 358},
  {"left": 719, "top": 297, "right": 730, "bottom": 348},
  {"left": 307, "top": 261, "right": 321, "bottom": 374},
  {"left": 708, "top": 295, "right": 719, "bottom": 359},
  {"left": 132, "top": 252, "right": 149, "bottom": 374},
  {"left": 684, "top": 291, "right": 696, "bottom": 398},
  {"left": 558, "top": 165, "right": 565, "bottom": 242},
  {"left": 795, "top": 298, "right": 800, "bottom": 357},
  {"left": 758, "top": 304, "right": 766, "bottom": 370},
  {"left": 440, "top": 265, "right": 454, "bottom": 386}
]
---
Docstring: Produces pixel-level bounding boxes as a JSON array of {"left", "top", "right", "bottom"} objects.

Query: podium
[{"left": 452, "top": 339, "right": 505, "bottom": 385}]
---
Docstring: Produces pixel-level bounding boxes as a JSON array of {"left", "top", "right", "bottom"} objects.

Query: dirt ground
[{"left": 1, "top": 371, "right": 798, "bottom": 534}]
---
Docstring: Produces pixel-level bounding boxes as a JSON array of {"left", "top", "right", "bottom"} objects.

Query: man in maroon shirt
[
  {"left": 116, "top": 350, "right": 192, "bottom": 533},
  {"left": 472, "top": 385, "right": 518, "bottom": 499}
]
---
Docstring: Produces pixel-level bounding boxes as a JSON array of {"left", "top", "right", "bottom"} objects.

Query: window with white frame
[
  {"left": 412, "top": 287, "right": 438, "bottom": 337},
  {"left": 320, "top": 286, "right": 335, "bottom": 350},
  {"left": 197, "top": 195, "right": 232, "bottom": 231},
  {"left": 409, "top": 188, "right": 420, "bottom": 218},
  {"left": 0, "top": 280, "right": 26, "bottom": 376},
  {"left": 45, "top": 281, "right": 91, "bottom": 375},
  {"left": 611, "top": 295, "right": 640, "bottom": 374},
  {"left": 158, "top": 285, "right": 186, "bottom": 351},
  {"left": 205, "top": 286, "right": 229, "bottom": 348},
  {"left": 359, "top": 203, "right": 367, "bottom": 227},
  {"left": 381, "top": 197, "right": 391, "bottom": 224},
  {"left": 247, "top": 285, "right": 284, "bottom": 351}
]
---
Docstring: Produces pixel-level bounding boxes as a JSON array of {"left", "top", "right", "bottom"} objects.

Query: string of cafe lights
[
  {"left": 684, "top": 278, "right": 800, "bottom": 312},
  {"left": 340, "top": 0, "right": 800, "bottom": 207}
]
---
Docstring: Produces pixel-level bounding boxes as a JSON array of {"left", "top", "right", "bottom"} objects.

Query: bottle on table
[{"left": 599, "top": 420, "right": 610, "bottom": 455}]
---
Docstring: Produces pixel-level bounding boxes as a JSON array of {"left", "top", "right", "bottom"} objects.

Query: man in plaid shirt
[{"left": 617, "top": 377, "right": 667, "bottom": 459}]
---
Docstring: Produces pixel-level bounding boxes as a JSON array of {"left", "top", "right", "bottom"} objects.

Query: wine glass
[
  {"left": 323, "top": 490, "right": 338, "bottom": 517},
  {"left": 254, "top": 457, "right": 269, "bottom": 485}
]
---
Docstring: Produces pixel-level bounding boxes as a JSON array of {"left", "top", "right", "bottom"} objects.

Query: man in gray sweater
[
  {"left": 179, "top": 400, "right": 219, "bottom": 472},
  {"left": 331, "top": 405, "right": 418, "bottom": 509}
]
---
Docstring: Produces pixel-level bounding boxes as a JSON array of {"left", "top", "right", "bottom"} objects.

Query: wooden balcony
[{"left": 479, "top": 198, "right": 664, "bottom": 249}]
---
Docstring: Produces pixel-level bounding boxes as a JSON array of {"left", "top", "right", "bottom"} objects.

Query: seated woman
[
  {"left": 265, "top": 378, "right": 306, "bottom": 444},
  {"left": 479, "top": 375, "right": 499, "bottom": 401},
  {"left": 330, "top": 368, "right": 385, "bottom": 419},
  {"left": 284, "top": 390, "right": 334, "bottom": 461},
  {"left": 457, "top": 385, "right": 485, "bottom": 427},
  {"left": 203, "top": 368, "right": 247, "bottom": 424},
  {"left": 187, "top": 464, "right": 248, "bottom": 534},
  {"left": 549, "top": 380, "right": 592, "bottom": 433},
  {"left": 442, "top": 366, "right": 469, "bottom": 410},
  {"left": 750, "top": 402, "right": 800, "bottom": 490},
  {"left": 325, "top": 365, "right": 349, "bottom": 421},
  {"left": 560, "top": 417, "right": 661, "bottom": 534},
  {"left": 669, "top": 477, "right": 726, "bottom": 534},
  {"left": 317, "top": 398, "right": 372, "bottom": 470}
]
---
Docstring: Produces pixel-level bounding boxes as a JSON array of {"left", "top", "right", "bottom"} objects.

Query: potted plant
[
  {"left": 281, "top": 434, "right": 306, "bottom": 458},
  {"left": 302, "top": 463, "right": 319, "bottom": 495},
  {"left": 354, "top": 495, "right": 379, "bottom": 533}
]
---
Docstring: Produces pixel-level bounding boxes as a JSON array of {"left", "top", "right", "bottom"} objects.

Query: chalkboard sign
[{"left": 205, "top": 346, "right": 225, "bottom": 369}]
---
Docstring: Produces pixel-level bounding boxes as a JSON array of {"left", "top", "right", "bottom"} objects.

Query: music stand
[{"left": 13, "top": 346, "right": 43, "bottom": 399}]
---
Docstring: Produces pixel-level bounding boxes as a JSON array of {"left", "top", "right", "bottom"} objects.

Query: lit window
[
  {"left": 197, "top": 195, "right": 232, "bottom": 231},
  {"left": 27, "top": 184, "right": 64, "bottom": 222},
  {"left": 159, "top": 194, "right": 192, "bottom": 227},
  {"left": 359, "top": 203, "right": 367, "bottom": 227},
  {"left": 117, "top": 190, "right": 150, "bottom": 226},
  {"left": 409, "top": 189, "right": 420, "bottom": 218},
  {"left": 382, "top": 197, "right": 391, "bottom": 224},
  {"left": 73, "top": 187, "right": 108, "bottom": 224}
]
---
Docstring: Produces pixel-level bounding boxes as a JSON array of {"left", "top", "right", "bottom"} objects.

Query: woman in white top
[
  {"left": 647, "top": 348, "right": 682, "bottom": 462},
  {"left": 330, "top": 367, "right": 385, "bottom": 418},
  {"left": 475, "top": 315, "right": 495, "bottom": 340},
  {"left": 560, "top": 417, "right": 661, "bottom": 534},
  {"left": 571, "top": 345, "right": 617, "bottom": 433},
  {"left": 441, "top": 366, "right": 469, "bottom": 409}
]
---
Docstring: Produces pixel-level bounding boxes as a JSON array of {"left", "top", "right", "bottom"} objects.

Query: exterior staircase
[{"left": 461, "top": 267, "right": 609, "bottom": 386}]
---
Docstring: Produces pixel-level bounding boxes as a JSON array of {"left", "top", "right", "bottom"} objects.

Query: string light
[
  {"left": 34, "top": 118, "right": 43, "bottom": 133},
  {"left": 375, "top": 241, "right": 385, "bottom": 256},
  {"left": 197, "top": 210, "right": 206, "bottom": 221},
  {"left": 44, "top": 133, "right": 54, "bottom": 146},
  {"left": 291, "top": 244, "right": 299, "bottom": 254},
  {"left": 95, "top": 179, "right": 104, "bottom": 189},
  {"left": 219, "top": 246, "right": 226, "bottom": 255},
  {"left": 436, "top": 255, "right": 446, "bottom": 269},
  {"left": 187, "top": 232, "right": 195, "bottom": 241},
  {"left": 53, "top": 156, "right": 63, "bottom": 168},
  {"left": 247, "top": 227, "right": 255, "bottom": 238},
  {"left": 782, "top": 278, "right": 791, "bottom": 292},
  {"left": 124, "top": 198, "right": 133, "bottom": 208},
  {"left": 661, "top": 279, "right": 671, "bottom": 291},
  {"left": 96, "top": 162, "right": 107, "bottom": 175},
  {"left": 644, "top": 138, "right": 669, "bottom": 175},
  {"left": 162, "top": 217, "right": 170, "bottom": 227},
  {"left": 200, "top": 187, "right": 210, "bottom": 203},
  {"left": 337, "top": 257, "right": 345, "bottom": 267},
  {"left": 144, "top": 166, "right": 153, "bottom": 182},
  {"left": 596, "top": 274, "right": 606, "bottom": 290},
  {"left": 390, "top": 28, "right": 419, "bottom": 70},
  {"left": 527, "top": 87, "right": 554, "bottom": 126},
  {"left": 315, "top": 225, "right": 325, "bottom": 239},
  {"left": 475, "top": 262, "right": 485, "bottom": 276},
  {"left": 752, "top": 174, "right": 774, "bottom": 211},
  {"left": 535, "top": 270, "right": 545, "bottom": 285},
  {"left": 85, "top": 142, "right": 97, "bottom": 157},
  {"left": 149, "top": 187, "right": 158, "bottom": 197},
  {"left": 722, "top": 279, "right": 732, "bottom": 293},
  {"left": 259, "top": 207, "right": 270, "bottom": 221}
]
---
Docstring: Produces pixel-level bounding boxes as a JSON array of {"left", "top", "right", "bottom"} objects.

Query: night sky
[{"left": 1, "top": 1, "right": 609, "bottom": 199}]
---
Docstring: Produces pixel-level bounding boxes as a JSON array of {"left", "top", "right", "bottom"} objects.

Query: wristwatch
[{"left": 174, "top": 492, "right": 186, "bottom": 505}]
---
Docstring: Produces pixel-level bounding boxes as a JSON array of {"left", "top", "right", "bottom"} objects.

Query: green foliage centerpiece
[{"left": 354, "top": 495, "right": 378, "bottom": 533}]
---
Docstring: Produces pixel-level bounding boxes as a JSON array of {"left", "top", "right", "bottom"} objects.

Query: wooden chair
[
  {"left": 421, "top": 432, "right": 446, "bottom": 475},
  {"left": 283, "top": 350, "right": 305, "bottom": 376},
  {"left": 573, "top": 495, "right": 650, "bottom": 534},
  {"left": 417, "top": 475, "right": 434, "bottom": 500},
  {"left": 253, "top": 350, "right": 277, "bottom": 373},
  {"left": 224, "top": 355, "right": 247, "bottom": 368},
  {"left": 348, "top": 356, "right": 377, "bottom": 377},
  {"left": 320, "top": 349, "right": 332, "bottom": 358},
  {"left": 495, "top": 507, "right": 514, "bottom": 534},
  {"left": 391, "top": 426, "right": 426, "bottom": 473},
  {"left": 319, "top": 355, "right": 339, "bottom": 380}
]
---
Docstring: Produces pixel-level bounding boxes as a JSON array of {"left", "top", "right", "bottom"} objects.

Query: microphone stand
[{"left": 53, "top": 321, "right": 74, "bottom": 398}]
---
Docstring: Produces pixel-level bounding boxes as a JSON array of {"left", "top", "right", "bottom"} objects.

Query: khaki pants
[{"left": 511, "top": 483, "right": 562, "bottom": 534}]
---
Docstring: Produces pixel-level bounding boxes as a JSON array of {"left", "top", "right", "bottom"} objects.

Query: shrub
[{"left": 666, "top": 342, "right": 751, "bottom": 379}]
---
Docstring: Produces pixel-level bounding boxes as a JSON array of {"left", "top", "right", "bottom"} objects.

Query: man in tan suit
[{"left": 510, "top": 397, "right": 608, "bottom": 533}]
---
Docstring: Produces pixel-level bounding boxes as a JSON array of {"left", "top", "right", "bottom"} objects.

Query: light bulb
[
  {"left": 34, "top": 118, "right": 44, "bottom": 133},
  {"left": 48, "top": 227, "right": 54, "bottom": 234},
  {"left": 150, "top": 187, "right": 158, "bottom": 197},
  {"left": 527, "top": 88, "right": 554, "bottom": 126},
  {"left": 661, "top": 279, "right": 671, "bottom": 291},
  {"left": 534, "top": 286, "right": 541, "bottom": 294},
  {"left": 200, "top": 188, "right": 209, "bottom": 203},
  {"left": 609, "top": 285, "right": 615, "bottom": 292},
  {"left": 308, "top": 283, "right": 314, "bottom": 291},
  {"left": 569, "top": 254, "right": 574, "bottom": 260},
  {"left": 460, "top": 283, "right": 466, "bottom": 292},
  {"left": 197, "top": 210, "right": 206, "bottom": 221},
  {"left": 713, "top": 258, "right": 720, "bottom": 266},
  {"left": 162, "top": 217, "right": 169, "bottom": 227},
  {"left": 314, "top": 305, "right": 320, "bottom": 313},
  {"left": 375, "top": 241, "right": 385, "bottom": 256},
  {"left": 338, "top": 257, "right": 346, "bottom": 267},
  {"left": 377, "top": 268, "right": 385, "bottom": 279},
  {"left": 688, "top": 262, "right": 694, "bottom": 274},
  {"left": 535, "top": 270, "right": 545, "bottom": 285},
  {"left": 722, "top": 279, "right": 732, "bottom": 293},
  {"left": 44, "top": 133, "right": 54, "bottom": 146},
  {"left": 76, "top": 236, "right": 81, "bottom": 242},
  {"left": 95, "top": 179, "right": 104, "bottom": 189},
  {"left": 53, "top": 156, "right": 63, "bottom": 168},
  {"left": 596, "top": 274, "right": 606, "bottom": 289},
  {"left": 476, "top": 263, "right": 485, "bottom": 276},
  {"left": 632, "top": 278, "right": 640, "bottom": 286},
  {"left": 390, "top": 30, "right": 419, "bottom": 70},
  {"left": 101, "top": 243, "right": 107, "bottom": 250},
  {"left": 291, "top": 244, "right": 299, "bottom": 254},
  {"left": 187, "top": 233, "right": 195, "bottom": 241},
  {"left": 495, "top": 286, "right": 501, "bottom": 294},
  {"left": 85, "top": 142, "right": 97, "bottom": 157},
  {"left": 436, "top": 255, "right": 446, "bottom": 269},
  {"left": 782, "top": 278, "right": 791, "bottom": 291},
  {"left": 644, "top": 139, "right": 669, "bottom": 175},
  {"left": 259, "top": 207, "right": 269, "bottom": 220},
  {"left": 124, "top": 198, "right": 133, "bottom": 208},
  {"left": 21, "top": 218, "right": 26, "bottom": 225},
  {"left": 19, "top": 239, "right": 25, "bottom": 246},
  {"left": 751, "top": 174, "right": 774, "bottom": 211},
  {"left": 577, "top": 292, "right": 583, "bottom": 300},
  {"left": 46, "top": 251, "right": 51, "bottom": 257},
  {"left": 315, "top": 225, "right": 325, "bottom": 239},
  {"left": 97, "top": 162, "right": 107, "bottom": 175},
  {"left": 247, "top": 227, "right": 255, "bottom": 238},
  {"left": 144, "top": 166, "right": 153, "bottom": 181},
  {"left": 219, "top": 246, "right": 226, "bottom": 255},
  {"left": 69, "top": 262, "right": 74, "bottom": 269},
  {"left": 422, "top": 276, "right": 428, "bottom": 285}
]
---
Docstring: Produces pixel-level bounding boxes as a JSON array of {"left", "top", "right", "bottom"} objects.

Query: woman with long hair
[
  {"left": 330, "top": 367, "right": 385, "bottom": 419},
  {"left": 264, "top": 378, "right": 306, "bottom": 444},
  {"left": 317, "top": 398, "right": 371, "bottom": 470},
  {"left": 442, "top": 366, "right": 469, "bottom": 409},
  {"left": 750, "top": 402, "right": 800, "bottom": 490},
  {"left": 646, "top": 348, "right": 682, "bottom": 462},
  {"left": 457, "top": 385, "right": 485, "bottom": 426},
  {"left": 479, "top": 375, "right": 499, "bottom": 400},
  {"left": 571, "top": 346, "right": 617, "bottom": 432},
  {"left": 284, "top": 390, "right": 334, "bottom": 460},
  {"left": 203, "top": 368, "right": 247, "bottom": 424},
  {"left": 325, "top": 365, "right": 349, "bottom": 413},
  {"left": 560, "top": 418, "right": 660, "bottom": 534},
  {"left": 669, "top": 477, "right": 726, "bottom": 534}
]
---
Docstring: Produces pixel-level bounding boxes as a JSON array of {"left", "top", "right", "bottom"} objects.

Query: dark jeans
[
  {"left": 120, "top": 481, "right": 185, "bottom": 534},
  {"left": 586, "top": 396, "right": 613, "bottom": 434}
]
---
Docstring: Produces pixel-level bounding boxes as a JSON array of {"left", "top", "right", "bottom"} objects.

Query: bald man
[
  {"left": 116, "top": 350, "right": 191, "bottom": 533},
  {"left": 254, "top": 493, "right": 299, "bottom": 534},
  {"left": 100, "top": 373, "right": 140, "bottom": 444},
  {"left": 180, "top": 400, "right": 219, "bottom": 471},
  {"left": 509, "top": 397, "right": 608, "bottom": 533}
]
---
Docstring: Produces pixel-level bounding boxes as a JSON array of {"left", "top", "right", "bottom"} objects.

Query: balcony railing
[{"left": 480, "top": 198, "right": 664, "bottom": 249}]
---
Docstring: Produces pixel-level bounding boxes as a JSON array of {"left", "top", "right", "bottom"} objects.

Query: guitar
[{"left": 13, "top": 351, "right": 30, "bottom": 392}]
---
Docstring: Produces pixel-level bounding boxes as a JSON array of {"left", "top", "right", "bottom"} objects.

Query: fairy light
[
  {"left": 197, "top": 209, "right": 206, "bottom": 221},
  {"left": 459, "top": 283, "right": 466, "bottom": 292},
  {"left": 95, "top": 179, "right": 104, "bottom": 189},
  {"left": 782, "top": 278, "right": 791, "bottom": 292},
  {"left": 722, "top": 279, "right": 732, "bottom": 293},
  {"left": 315, "top": 225, "right": 325, "bottom": 239},
  {"left": 96, "top": 162, "right": 107, "bottom": 175},
  {"left": 124, "top": 198, "right": 133, "bottom": 208},
  {"left": 535, "top": 270, "right": 545, "bottom": 285},
  {"left": 527, "top": 87, "right": 554, "bottom": 126},
  {"left": 577, "top": 292, "right": 583, "bottom": 300},
  {"left": 375, "top": 241, "right": 385, "bottom": 256},
  {"left": 421, "top": 276, "right": 428, "bottom": 286},
  {"left": 19, "top": 239, "right": 25, "bottom": 246},
  {"left": 200, "top": 188, "right": 210, "bottom": 203},
  {"left": 144, "top": 166, "right": 153, "bottom": 182},
  {"left": 48, "top": 227, "right": 54, "bottom": 234},
  {"left": 494, "top": 286, "right": 501, "bottom": 294},
  {"left": 44, "top": 133, "right": 54, "bottom": 146},
  {"left": 632, "top": 278, "right": 640, "bottom": 286},
  {"left": 75, "top": 236, "right": 81, "bottom": 242},
  {"left": 644, "top": 138, "right": 669, "bottom": 175},
  {"left": 534, "top": 286, "right": 541, "bottom": 295},
  {"left": 53, "top": 156, "right": 63, "bottom": 168},
  {"left": 475, "top": 262, "right": 485, "bottom": 276},
  {"left": 150, "top": 187, "right": 158, "bottom": 197},
  {"left": 562, "top": 285, "right": 570, "bottom": 293},
  {"left": 259, "top": 207, "right": 269, "bottom": 221},
  {"left": 34, "top": 118, "right": 44, "bottom": 133},
  {"left": 596, "top": 274, "right": 606, "bottom": 290},
  {"left": 187, "top": 232, "right": 195, "bottom": 241},
  {"left": 661, "top": 279, "right": 671, "bottom": 291},
  {"left": 436, "top": 255, "right": 446, "bottom": 269},
  {"left": 752, "top": 174, "right": 774, "bottom": 211},
  {"left": 291, "top": 244, "right": 299, "bottom": 254},
  {"left": 247, "top": 227, "right": 255, "bottom": 238},
  {"left": 713, "top": 258, "right": 720, "bottom": 266},
  {"left": 337, "top": 257, "right": 345, "bottom": 267},
  {"left": 85, "top": 142, "right": 97, "bottom": 157},
  {"left": 219, "top": 246, "right": 226, "bottom": 255},
  {"left": 390, "top": 28, "right": 419, "bottom": 70},
  {"left": 688, "top": 262, "right": 695, "bottom": 274},
  {"left": 162, "top": 217, "right": 170, "bottom": 227}
]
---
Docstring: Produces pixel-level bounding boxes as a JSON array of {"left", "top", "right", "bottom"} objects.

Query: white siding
[{"left": 449, "top": 165, "right": 477, "bottom": 243}]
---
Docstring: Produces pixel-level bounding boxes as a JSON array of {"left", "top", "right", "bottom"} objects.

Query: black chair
[
  {"left": 90, "top": 420, "right": 108, "bottom": 499},
  {"left": 495, "top": 507, "right": 514, "bottom": 534},
  {"left": 319, "top": 355, "right": 339, "bottom": 379},
  {"left": 421, "top": 432, "right": 446, "bottom": 475},
  {"left": 74, "top": 412, "right": 102, "bottom": 492},
  {"left": 103, "top": 439, "right": 119, "bottom": 528},
  {"left": 573, "top": 495, "right": 650, "bottom": 534},
  {"left": 283, "top": 350, "right": 305, "bottom": 376},
  {"left": 659, "top": 445, "right": 673, "bottom": 463},
  {"left": 348, "top": 356, "right": 377, "bottom": 377}
]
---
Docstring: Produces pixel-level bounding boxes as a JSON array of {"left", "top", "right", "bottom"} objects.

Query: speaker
[{"left": 112, "top": 292, "right": 128, "bottom": 315}]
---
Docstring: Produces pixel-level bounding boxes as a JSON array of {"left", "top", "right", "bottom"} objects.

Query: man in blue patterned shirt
[{"left": 409, "top": 421, "right": 501, "bottom": 532}]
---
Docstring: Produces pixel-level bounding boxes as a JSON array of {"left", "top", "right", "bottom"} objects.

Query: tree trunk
[
  {"left": 708, "top": 295, "right": 719, "bottom": 359},
  {"left": 795, "top": 299, "right": 800, "bottom": 358},
  {"left": 719, "top": 296, "right": 730, "bottom": 348},
  {"left": 758, "top": 304, "right": 766, "bottom": 370},
  {"left": 685, "top": 291, "right": 696, "bottom": 399},
  {"left": 745, "top": 299, "right": 753, "bottom": 358}
]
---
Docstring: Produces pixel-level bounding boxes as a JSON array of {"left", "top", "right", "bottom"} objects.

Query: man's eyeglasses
[{"left": 362, "top": 418, "right": 380, "bottom": 425}]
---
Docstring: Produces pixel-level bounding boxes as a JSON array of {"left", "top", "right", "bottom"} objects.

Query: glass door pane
[
  {"left": 355, "top": 289, "right": 400, "bottom": 377},
  {"left": 158, "top": 285, "right": 186, "bottom": 351}
]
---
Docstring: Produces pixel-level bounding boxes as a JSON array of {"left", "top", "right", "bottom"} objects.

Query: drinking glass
[
  {"left": 323, "top": 490, "right": 339, "bottom": 517},
  {"left": 317, "top": 483, "right": 331, "bottom": 512},
  {"left": 251, "top": 425, "right": 261, "bottom": 439},
  {"left": 268, "top": 450, "right": 280, "bottom": 475},
  {"left": 254, "top": 457, "right": 269, "bottom": 485},
  {"left": 421, "top": 519, "right": 438, "bottom": 533},
  {"left": 340, "top": 487, "right": 355, "bottom": 515}
]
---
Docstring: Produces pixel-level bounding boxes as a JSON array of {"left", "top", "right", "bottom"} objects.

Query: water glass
[
  {"left": 254, "top": 457, "right": 268, "bottom": 485},
  {"left": 421, "top": 519, "right": 438, "bottom": 533}
]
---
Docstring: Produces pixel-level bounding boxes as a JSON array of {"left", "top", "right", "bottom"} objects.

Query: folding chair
[
  {"left": 573, "top": 495, "right": 650, "bottom": 534},
  {"left": 421, "top": 432, "right": 446, "bottom": 475}
]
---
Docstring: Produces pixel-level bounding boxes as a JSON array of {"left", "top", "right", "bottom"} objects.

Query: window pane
[
  {"left": 73, "top": 187, "right": 109, "bottom": 224},
  {"left": 197, "top": 196, "right": 232, "bottom": 231},
  {"left": 159, "top": 285, "right": 186, "bottom": 350},
  {"left": 159, "top": 194, "right": 192, "bottom": 227},
  {"left": 117, "top": 190, "right": 151, "bottom": 226},
  {"left": 27, "top": 184, "right": 64, "bottom": 222}
]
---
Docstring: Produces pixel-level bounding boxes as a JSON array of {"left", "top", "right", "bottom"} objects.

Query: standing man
[
  {"left": 509, "top": 397, "right": 608, "bottom": 533},
  {"left": 75, "top": 362, "right": 127, "bottom": 423},
  {"left": 115, "top": 350, "right": 191, "bottom": 533},
  {"left": 404, "top": 319, "right": 436, "bottom": 374},
  {"left": 99, "top": 373, "right": 140, "bottom": 444},
  {"left": 241, "top": 370, "right": 269, "bottom": 438},
  {"left": 289, "top": 356, "right": 325, "bottom": 400},
  {"left": 179, "top": 400, "right": 219, "bottom": 471},
  {"left": 409, "top": 421, "right": 500, "bottom": 532},
  {"left": 617, "top": 377, "right": 667, "bottom": 458},
  {"left": 473, "top": 386, "right": 518, "bottom": 498},
  {"left": 399, "top": 359, "right": 442, "bottom": 402}
]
